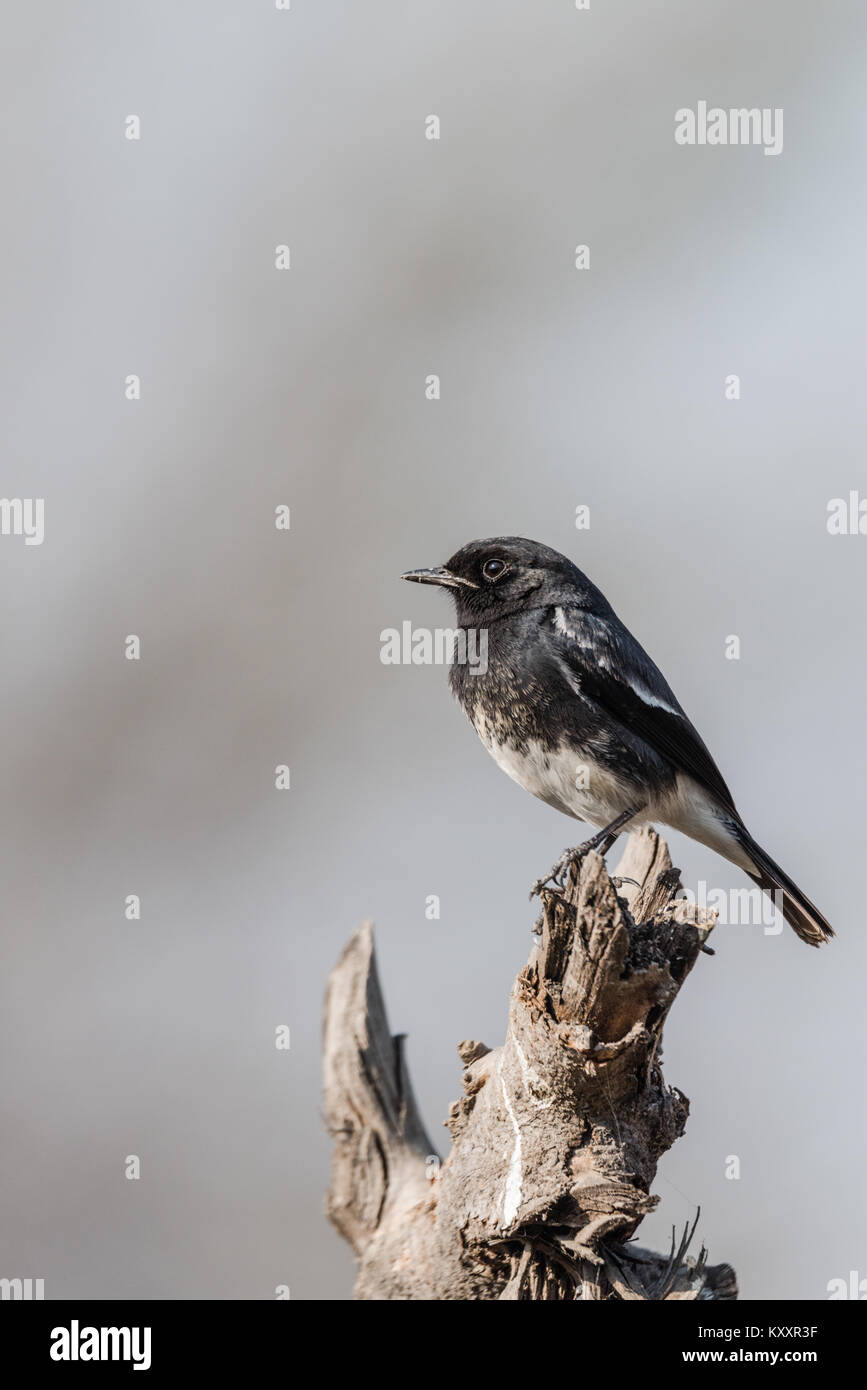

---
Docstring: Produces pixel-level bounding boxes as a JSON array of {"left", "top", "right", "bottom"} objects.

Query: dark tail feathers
[{"left": 735, "top": 826, "right": 834, "bottom": 948}]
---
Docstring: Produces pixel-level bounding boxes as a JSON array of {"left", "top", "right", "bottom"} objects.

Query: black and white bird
[{"left": 402, "top": 536, "right": 833, "bottom": 947}]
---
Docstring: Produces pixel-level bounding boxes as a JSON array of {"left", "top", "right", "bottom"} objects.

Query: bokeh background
[{"left": 1, "top": 0, "right": 865, "bottom": 1300}]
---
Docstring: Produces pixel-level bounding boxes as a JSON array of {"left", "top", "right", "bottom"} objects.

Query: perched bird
[{"left": 402, "top": 536, "right": 833, "bottom": 947}]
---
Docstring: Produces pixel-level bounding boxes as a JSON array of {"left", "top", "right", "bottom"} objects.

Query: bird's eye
[{"left": 482, "top": 558, "right": 507, "bottom": 581}]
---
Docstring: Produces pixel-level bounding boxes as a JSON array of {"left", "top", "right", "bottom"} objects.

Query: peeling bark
[{"left": 323, "top": 829, "right": 737, "bottom": 1301}]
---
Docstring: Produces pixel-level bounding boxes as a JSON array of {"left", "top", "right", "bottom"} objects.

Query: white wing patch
[
  {"left": 552, "top": 606, "right": 580, "bottom": 641},
  {"left": 552, "top": 606, "right": 682, "bottom": 718},
  {"left": 630, "top": 685, "right": 683, "bottom": 716}
]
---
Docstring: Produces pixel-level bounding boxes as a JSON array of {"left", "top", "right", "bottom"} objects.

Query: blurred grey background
[{"left": 1, "top": 0, "right": 865, "bottom": 1300}]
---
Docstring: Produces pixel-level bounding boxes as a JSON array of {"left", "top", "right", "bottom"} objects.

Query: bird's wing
[{"left": 551, "top": 605, "right": 739, "bottom": 818}]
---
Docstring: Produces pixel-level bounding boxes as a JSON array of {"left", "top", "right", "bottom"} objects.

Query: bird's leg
[
  {"left": 587, "top": 807, "right": 639, "bottom": 857},
  {"left": 529, "top": 808, "right": 641, "bottom": 900}
]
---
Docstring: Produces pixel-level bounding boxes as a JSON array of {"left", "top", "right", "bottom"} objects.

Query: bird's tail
[{"left": 733, "top": 825, "right": 834, "bottom": 948}]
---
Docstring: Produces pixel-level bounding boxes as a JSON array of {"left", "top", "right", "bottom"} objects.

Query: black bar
[{"left": 3, "top": 1298, "right": 862, "bottom": 1375}]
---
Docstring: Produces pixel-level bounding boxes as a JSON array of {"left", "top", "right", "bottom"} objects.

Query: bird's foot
[
  {"left": 529, "top": 848, "right": 576, "bottom": 901},
  {"left": 529, "top": 810, "right": 641, "bottom": 902},
  {"left": 529, "top": 835, "right": 612, "bottom": 901}
]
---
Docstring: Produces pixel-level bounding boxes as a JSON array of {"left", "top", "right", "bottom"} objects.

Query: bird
[{"left": 401, "top": 536, "right": 833, "bottom": 947}]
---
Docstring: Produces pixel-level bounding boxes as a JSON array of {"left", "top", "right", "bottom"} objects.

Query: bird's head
[{"left": 401, "top": 536, "right": 605, "bottom": 624}]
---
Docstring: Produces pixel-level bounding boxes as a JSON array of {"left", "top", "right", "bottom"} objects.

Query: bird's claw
[
  {"left": 529, "top": 823, "right": 634, "bottom": 901},
  {"left": 529, "top": 845, "right": 587, "bottom": 901}
]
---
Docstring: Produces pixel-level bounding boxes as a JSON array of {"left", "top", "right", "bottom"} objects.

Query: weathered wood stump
[{"left": 323, "top": 829, "right": 737, "bottom": 1301}]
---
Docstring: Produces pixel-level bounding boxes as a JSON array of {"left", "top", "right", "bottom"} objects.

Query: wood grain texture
[{"left": 323, "top": 830, "right": 737, "bottom": 1301}]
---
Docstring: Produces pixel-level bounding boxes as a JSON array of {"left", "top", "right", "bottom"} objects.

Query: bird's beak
[{"left": 401, "top": 566, "right": 479, "bottom": 590}]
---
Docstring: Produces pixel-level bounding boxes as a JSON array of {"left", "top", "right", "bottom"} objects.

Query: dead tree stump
[{"left": 323, "top": 829, "right": 738, "bottom": 1301}]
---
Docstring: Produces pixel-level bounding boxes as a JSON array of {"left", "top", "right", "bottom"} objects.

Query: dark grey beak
[{"left": 401, "top": 566, "right": 479, "bottom": 590}]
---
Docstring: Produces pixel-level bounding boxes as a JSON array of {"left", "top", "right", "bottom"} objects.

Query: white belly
[
  {"left": 472, "top": 715, "right": 753, "bottom": 872},
  {"left": 474, "top": 723, "right": 636, "bottom": 828}
]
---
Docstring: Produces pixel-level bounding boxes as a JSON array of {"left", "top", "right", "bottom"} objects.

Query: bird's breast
[{"left": 469, "top": 705, "right": 637, "bottom": 826}]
